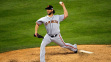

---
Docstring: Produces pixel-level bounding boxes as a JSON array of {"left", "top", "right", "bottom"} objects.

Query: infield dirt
[{"left": 0, "top": 45, "right": 111, "bottom": 62}]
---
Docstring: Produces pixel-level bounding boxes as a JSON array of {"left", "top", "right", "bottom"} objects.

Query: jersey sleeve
[
  {"left": 59, "top": 14, "right": 64, "bottom": 22},
  {"left": 36, "top": 18, "right": 43, "bottom": 25}
]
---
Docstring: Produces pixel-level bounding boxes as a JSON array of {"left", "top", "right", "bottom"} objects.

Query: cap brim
[{"left": 45, "top": 7, "right": 53, "bottom": 10}]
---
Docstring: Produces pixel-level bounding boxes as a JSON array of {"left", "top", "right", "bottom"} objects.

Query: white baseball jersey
[{"left": 36, "top": 14, "right": 64, "bottom": 36}]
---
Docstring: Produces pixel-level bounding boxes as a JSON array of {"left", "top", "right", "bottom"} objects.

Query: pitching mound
[{"left": 0, "top": 45, "right": 111, "bottom": 62}]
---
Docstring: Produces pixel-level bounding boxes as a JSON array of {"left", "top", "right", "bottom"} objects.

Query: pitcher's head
[{"left": 45, "top": 5, "right": 55, "bottom": 15}]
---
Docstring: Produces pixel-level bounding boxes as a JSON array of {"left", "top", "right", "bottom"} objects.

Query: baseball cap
[
  {"left": 45, "top": 5, "right": 53, "bottom": 10},
  {"left": 45, "top": 5, "right": 55, "bottom": 14}
]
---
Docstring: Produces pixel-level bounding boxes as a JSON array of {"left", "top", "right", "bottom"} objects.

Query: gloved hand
[{"left": 34, "top": 33, "right": 44, "bottom": 38}]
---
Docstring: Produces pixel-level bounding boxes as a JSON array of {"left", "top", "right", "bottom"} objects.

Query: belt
[{"left": 48, "top": 34, "right": 58, "bottom": 37}]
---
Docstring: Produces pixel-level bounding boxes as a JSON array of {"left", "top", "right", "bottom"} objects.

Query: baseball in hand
[{"left": 59, "top": 1, "right": 63, "bottom": 4}]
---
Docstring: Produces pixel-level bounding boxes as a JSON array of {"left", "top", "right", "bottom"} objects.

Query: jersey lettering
[{"left": 45, "top": 20, "right": 58, "bottom": 25}]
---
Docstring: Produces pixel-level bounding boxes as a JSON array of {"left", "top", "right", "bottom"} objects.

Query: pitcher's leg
[
  {"left": 59, "top": 34, "right": 77, "bottom": 51},
  {"left": 52, "top": 34, "right": 77, "bottom": 52},
  {"left": 40, "top": 34, "right": 51, "bottom": 62}
]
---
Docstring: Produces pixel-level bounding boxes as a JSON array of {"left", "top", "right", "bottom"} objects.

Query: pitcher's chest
[{"left": 44, "top": 18, "right": 59, "bottom": 25}]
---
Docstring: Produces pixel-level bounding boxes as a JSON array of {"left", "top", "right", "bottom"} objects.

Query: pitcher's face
[{"left": 47, "top": 9, "right": 53, "bottom": 15}]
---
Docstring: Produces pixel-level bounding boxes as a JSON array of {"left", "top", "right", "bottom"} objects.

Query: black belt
[{"left": 48, "top": 34, "right": 58, "bottom": 37}]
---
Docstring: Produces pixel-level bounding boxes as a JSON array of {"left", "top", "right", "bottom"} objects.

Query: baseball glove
[{"left": 34, "top": 33, "right": 44, "bottom": 38}]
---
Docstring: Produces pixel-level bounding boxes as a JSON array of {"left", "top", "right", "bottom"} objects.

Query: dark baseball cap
[
  {"left": 45, "top": 5, "right": 53, "bottom": 10},
  {"left": 45, "top": 5, "right": 55, "bottom": 14}
]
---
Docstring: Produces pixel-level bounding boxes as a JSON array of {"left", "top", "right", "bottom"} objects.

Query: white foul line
[{"left": 79, "top": 50, "right": 94, "bottom": 54}]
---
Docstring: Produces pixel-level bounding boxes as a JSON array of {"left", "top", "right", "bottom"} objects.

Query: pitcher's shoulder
[
  {"left": 54, "top": 15, "right": 60, "bottom": 17},
  {"left": 38, "top": 16, "right": 47, "bottom": 21}
]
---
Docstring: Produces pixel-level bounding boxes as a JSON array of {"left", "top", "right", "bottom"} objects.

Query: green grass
[{"left": 0, "top": 0, "right": 111, "bottom": 53}]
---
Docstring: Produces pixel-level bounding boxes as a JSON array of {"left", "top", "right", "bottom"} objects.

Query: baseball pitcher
[{"left": 34, "top": 2, "right": 78, "bottom": 62}]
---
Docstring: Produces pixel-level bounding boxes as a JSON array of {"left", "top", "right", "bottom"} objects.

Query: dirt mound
[{"left": 0, "top": 45, "right": 111, "bottom": 62}]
